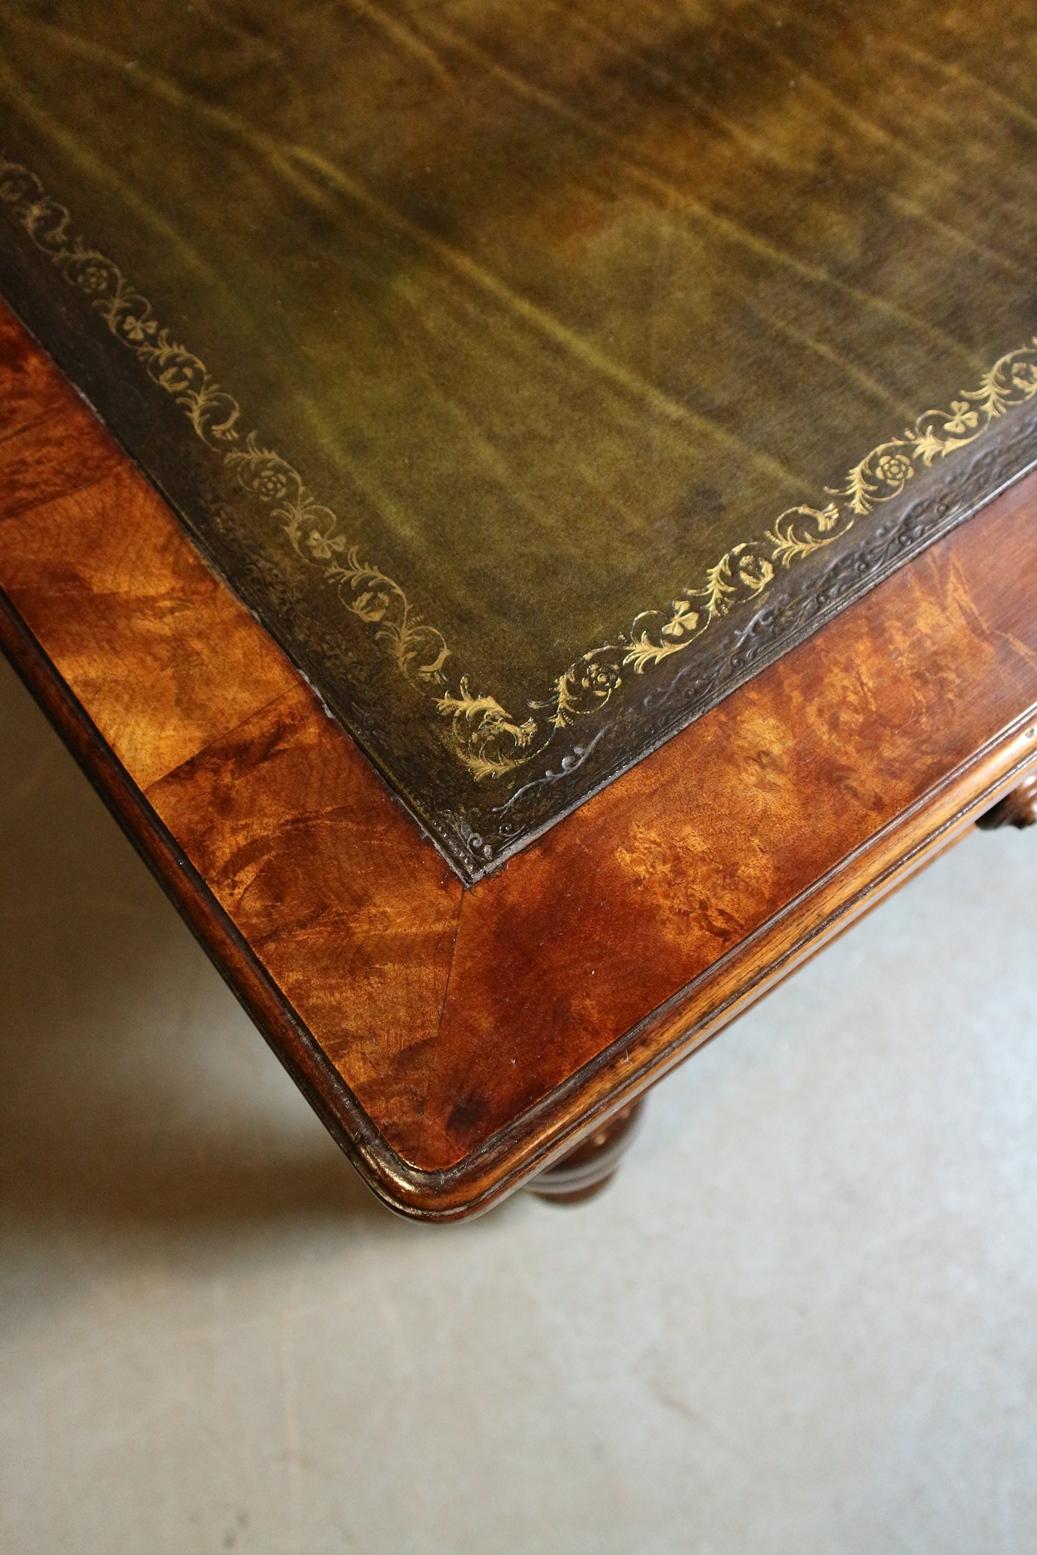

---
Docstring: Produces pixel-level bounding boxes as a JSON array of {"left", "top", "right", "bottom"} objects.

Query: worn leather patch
[{"left": 1, "top": 0, "right": 1035, "bottom": 878}]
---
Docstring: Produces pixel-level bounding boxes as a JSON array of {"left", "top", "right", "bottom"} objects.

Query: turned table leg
[
  {"left": 526, "top": 1099, "right": 646, "bottom": 1204},
  {"left": 977, "top": 772, "right": 1037, "bottom": 831}
]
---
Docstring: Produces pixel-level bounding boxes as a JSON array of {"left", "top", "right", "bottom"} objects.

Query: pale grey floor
[{"left": 1, "top": 656, "right": 1035, "bottom": 1555}]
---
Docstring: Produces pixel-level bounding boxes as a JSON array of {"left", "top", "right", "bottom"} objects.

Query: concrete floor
[{"left": 1, "top": 655, "right": 1035, "bottom": 1555}]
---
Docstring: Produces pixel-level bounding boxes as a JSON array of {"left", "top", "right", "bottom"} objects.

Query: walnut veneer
[{"left": 1, "top": 305, "right": 1035, "bottom": 1217}]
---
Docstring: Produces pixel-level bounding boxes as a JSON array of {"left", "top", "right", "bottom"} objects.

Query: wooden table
[
  {"left": 2, "top": 1, "right": 1036, "bottom": 1218},
  {"left": 2, "top": 302, "right": 1034, "bottom": 1217}
]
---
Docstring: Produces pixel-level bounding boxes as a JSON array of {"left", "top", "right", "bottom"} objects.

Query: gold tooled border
[{"left": 3, "top": 149, "right": 1037, "bottom": 786}]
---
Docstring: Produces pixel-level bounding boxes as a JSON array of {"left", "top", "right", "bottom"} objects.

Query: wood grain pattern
[
  {"left": 0, "top": 309, "right": 68, "bottom": 438},
  {"left": 1, "top": 303, "right": 1035, "bottom": 1217}
]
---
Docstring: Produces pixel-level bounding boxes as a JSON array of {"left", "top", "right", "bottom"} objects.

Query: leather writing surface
[{"left": 1, "top": 0, "right": 1035, "bottom": 878}]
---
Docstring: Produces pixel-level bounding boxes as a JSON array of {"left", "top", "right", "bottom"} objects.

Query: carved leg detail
[
  {"left": 977, "top": 772, "right": 1037, "bottom": 831},
  {"left": 526, "top": 1099, "right": 646, "bottom": 1205}
]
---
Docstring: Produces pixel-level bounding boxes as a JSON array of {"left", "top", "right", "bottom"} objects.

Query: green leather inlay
[{"left": 1, "top": 0, "right": 1035, "bottom": 877}]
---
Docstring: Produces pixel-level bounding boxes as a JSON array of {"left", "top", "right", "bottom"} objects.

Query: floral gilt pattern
[{"left": 3, "top": 149, "right": 1036, "bottom": 787}]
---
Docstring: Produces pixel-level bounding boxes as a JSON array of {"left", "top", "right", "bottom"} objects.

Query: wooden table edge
[{"left": 5, "top": 579, "right": 1033, "bottom": 1219}]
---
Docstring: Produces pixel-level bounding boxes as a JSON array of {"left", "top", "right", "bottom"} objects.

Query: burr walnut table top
[
  {"left": 2, "top": 0, "right": 1037, "bottom": 880},
  {"left": 1, "top": 302, "right": 1036, "bottom": 1217}
]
